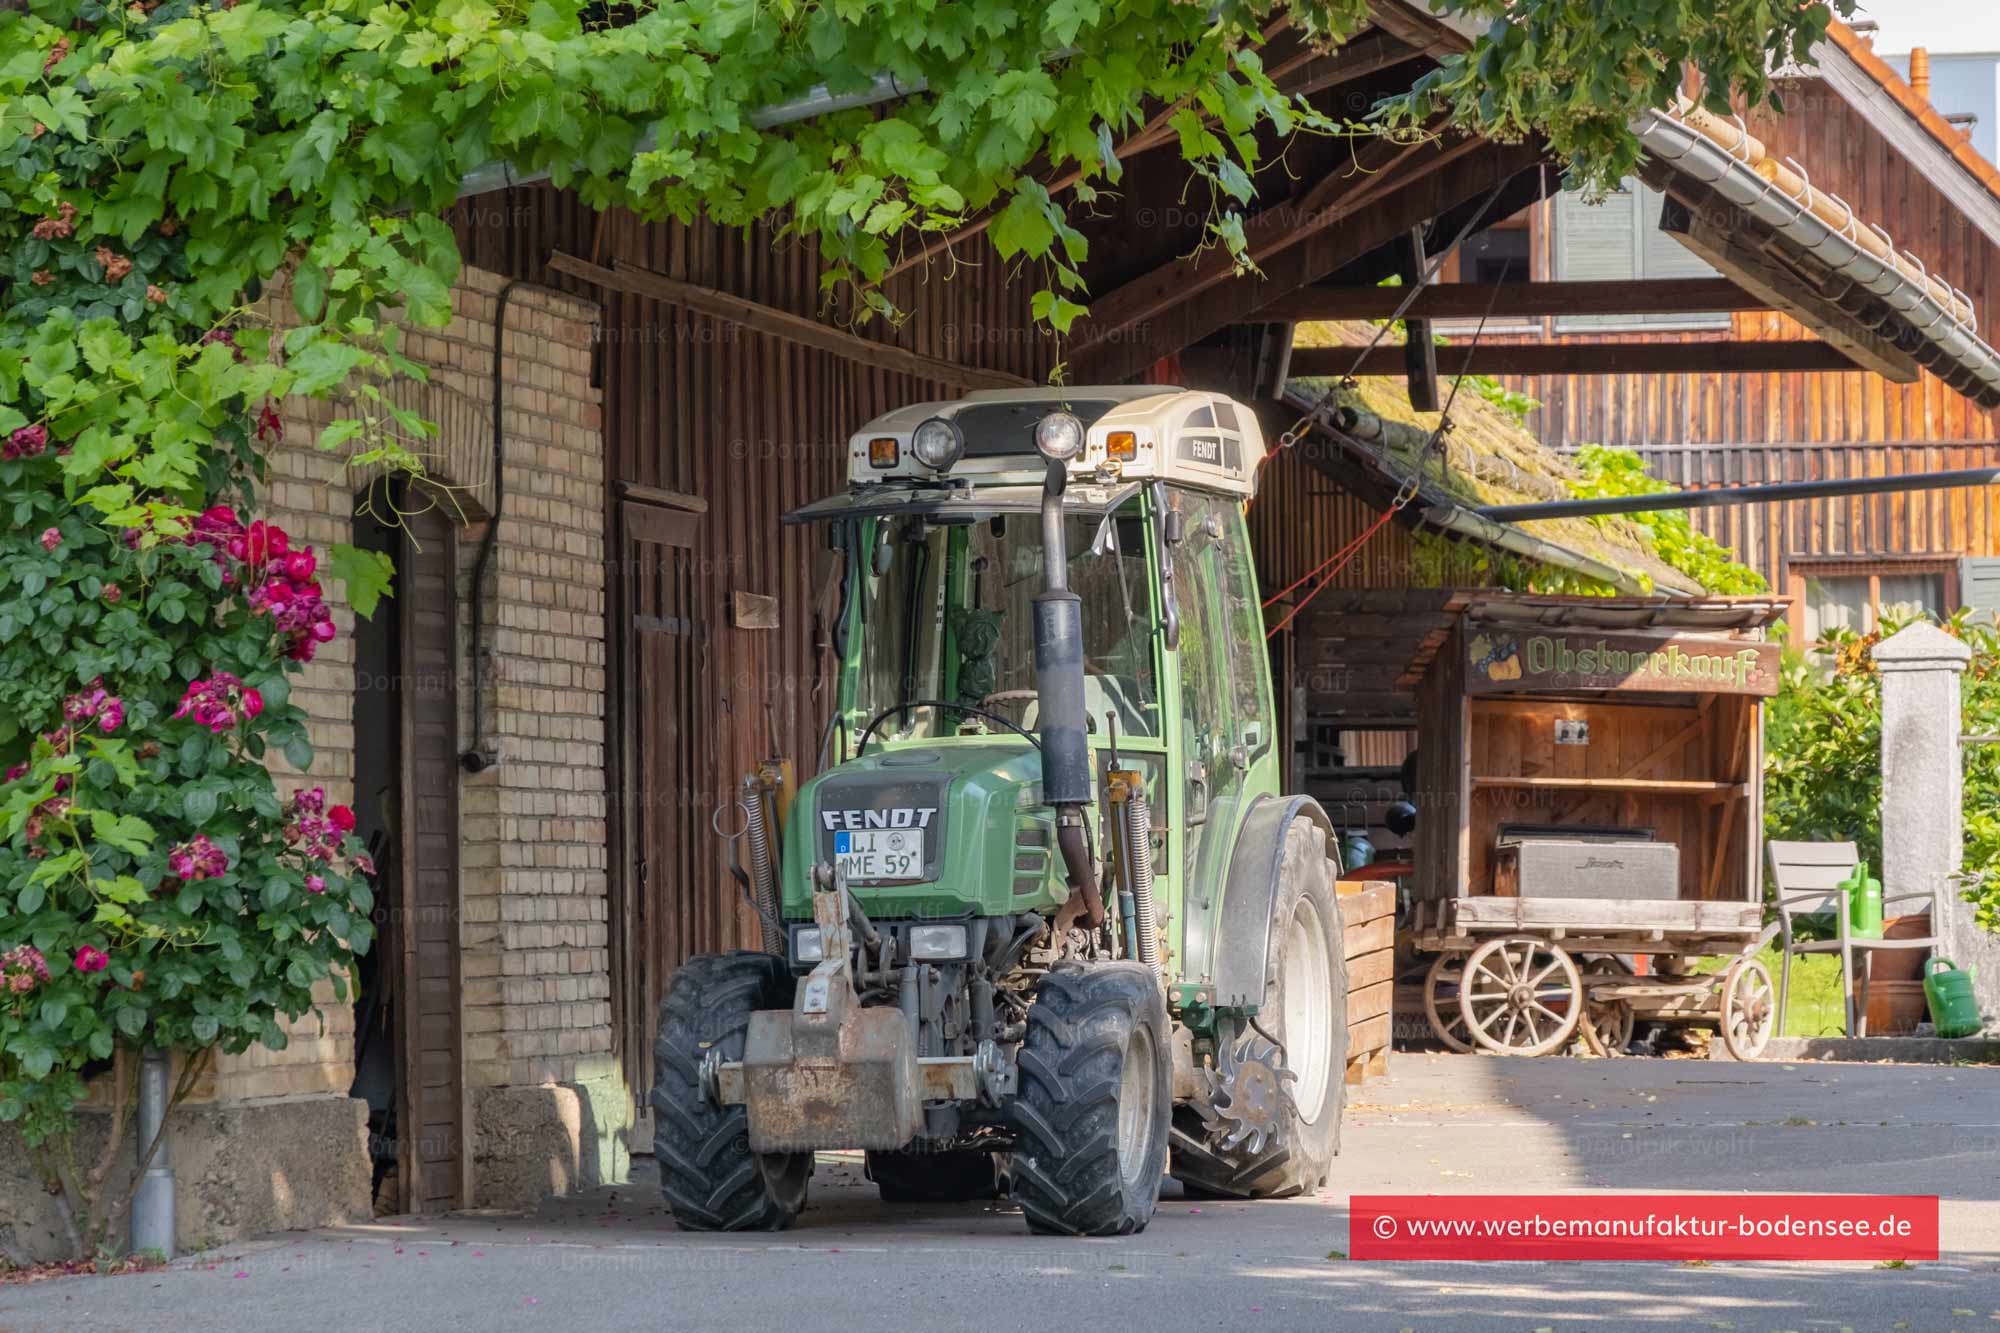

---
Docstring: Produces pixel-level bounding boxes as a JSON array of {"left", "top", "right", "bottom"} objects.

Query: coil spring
[
  {"left": 741, "top": 779, "right": 786, "bottom": 955},
  {"left": 1122, "top": 791, "right": 1161, "bottom": 976}
]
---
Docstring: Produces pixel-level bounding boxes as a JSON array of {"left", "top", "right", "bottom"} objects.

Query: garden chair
[{"left": 1767, "top": 839, "right": 1941, "bottom": 1037}]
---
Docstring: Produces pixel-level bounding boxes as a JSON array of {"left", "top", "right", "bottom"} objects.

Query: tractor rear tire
[
  {"left": 650, "top": 951, "right": 811, "bottom": 1231},
  {"left": 1170, "top": 820, "right": 1347, "bottom": 1199},
  {"left": 865, "top": 1149, "right": 1001, "bottom": 1203},
  {"left": 1008, "top": 961, "right": 1171, "bottom": 1236}
]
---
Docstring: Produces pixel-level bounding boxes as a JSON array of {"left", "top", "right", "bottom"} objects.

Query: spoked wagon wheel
[
  {"left": 1457, "top": 936, "right": 1582, "bottom": 1057},
  {"left": 1583, "top": 998, "right": 1635, "bottom": 1054},
  {"left": 1423, "top": 954, "right": 1474, "bottom": 1053},
  {"left": 1580, "top": 956, "right": 1635, "bottom": 1055},
  {"left": 1719, "top": 958, "right": 1776, "bottom": 1061}
]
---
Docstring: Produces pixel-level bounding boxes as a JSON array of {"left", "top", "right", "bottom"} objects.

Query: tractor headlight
[
  {"left": 1033, "top": 411, "right": 1085, "bottom": 462},
  {"left": 908, "top": 923, "right": 969, "bottom": 961},
  {"left": 910, "top": 416, "right": 964, "bottom": 472},
  {"left": 791, "top": 926, "right": 825, "bottom": 964}
]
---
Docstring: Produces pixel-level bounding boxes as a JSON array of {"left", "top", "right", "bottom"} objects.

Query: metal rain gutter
[
  {"left": 1419, "top": 503, "right": 1653, "bottom": 596},
  {"left": 1481, "top": 462, "right": 2000, "bottom": 523},
  {"left": 457, "top": 72, "right": 928, "bottom": 199},
  {"left": 1633, "top": 107, "right": 2000, "bottom": 405},
  {"left": 1278, "top": 393, "right": 1655, "bottom": 595}
]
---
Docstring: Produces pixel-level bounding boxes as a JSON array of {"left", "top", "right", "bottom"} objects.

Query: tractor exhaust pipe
[{"left": 1031, "top": 430, "right": 1106, "bottom": 929}]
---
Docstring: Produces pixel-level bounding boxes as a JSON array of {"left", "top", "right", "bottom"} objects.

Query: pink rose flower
[
  {"left": 73, "top": 945, "right": 109, "bottom": 974},
  {"left": 329, "top": 805, "right": 356, "bottom": 833},
  {"left": 39, "top": 527, "right": 60, "bottom": 552}
]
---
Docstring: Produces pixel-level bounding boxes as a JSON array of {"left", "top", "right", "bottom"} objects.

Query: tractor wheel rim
[
  {"left": 1118, "top": 1023, "right": 1157, "bottom": 1192},
  {"left": 1283, "top": 896, "right": 1333, "bottom": 1126}
]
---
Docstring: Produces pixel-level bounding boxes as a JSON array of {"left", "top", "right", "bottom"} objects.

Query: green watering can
[
  {"left": 1924, "top": 958, "right": 1983, "bottom": 1039},
  {"left": 1839, "top": 860, "right": 1884, "bottom": 939}
]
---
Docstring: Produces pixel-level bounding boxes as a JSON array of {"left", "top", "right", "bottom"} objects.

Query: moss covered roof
[{"left": 1290, "top": 320, "right": 1701, "bottom": 595}]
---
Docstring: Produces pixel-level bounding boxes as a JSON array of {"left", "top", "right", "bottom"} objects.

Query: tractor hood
[{"left": 780, "top": 739, "right": 1067, "bottom": 920}]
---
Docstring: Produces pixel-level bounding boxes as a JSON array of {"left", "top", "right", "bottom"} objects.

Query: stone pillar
[{"left": 1873, "top": 623, "right": 1999, "bottom": 1022}]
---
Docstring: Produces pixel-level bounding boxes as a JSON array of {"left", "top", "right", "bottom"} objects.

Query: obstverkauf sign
[{"left": 1466, "top": 627, "right": 1781, "bottom": 696}]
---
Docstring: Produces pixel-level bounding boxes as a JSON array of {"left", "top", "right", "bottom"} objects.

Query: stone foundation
[{"left": 0, "top": 1095, "right": 370, "bottom": 1263}]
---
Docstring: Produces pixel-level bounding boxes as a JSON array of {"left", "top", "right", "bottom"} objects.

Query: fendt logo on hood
[{"left": 820, "top": 807, "right": 937, "bottom": 832}]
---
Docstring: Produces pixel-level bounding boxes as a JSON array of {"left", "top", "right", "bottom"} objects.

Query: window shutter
[
  {"left": 1637, "top": 183, "right": 1718, "bottom": 282},
  {"left": 1554, "top": 187, "right": 1638, "bottom": 332},
  {"left": 1960, "top": 557, "right": 2000, "bottom": 614},
  {"left": 1554, "top": 179, "right": 1728, "bottom": 331},
  {"left": 1554, "top": 187, "right": 1638, "bottom": 283}
]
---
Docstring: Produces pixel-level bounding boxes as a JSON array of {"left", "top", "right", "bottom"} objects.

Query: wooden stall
[{"left": 1405, "top": 593, "right": 1791, "bottom": 1058}]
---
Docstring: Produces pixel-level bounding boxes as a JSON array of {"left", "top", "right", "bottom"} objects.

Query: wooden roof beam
[
  {"left": 1069, "top": 127, "right": 1482, "bottom": 362},
  {"left": 1075, "top": 143, "right": 1546, "bottom": 382},
  {"left": 1291, "top": 339, "right": 1867, "bottom": 377},
  {"left": 882, "top": 26, "right": 1420, "bottom": 283},
  {"left": 1249, "top": 277, "right": 1767, "bottom": 322},
  {"left": 547, "top": 252, "right": 1032, "bottom": 391}
]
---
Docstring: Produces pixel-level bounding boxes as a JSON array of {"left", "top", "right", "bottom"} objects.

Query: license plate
[{"left": 834, "top": 829, "right": 926, "bottom": 882}]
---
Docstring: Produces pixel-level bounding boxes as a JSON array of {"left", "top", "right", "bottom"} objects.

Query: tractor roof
[{"left": 846, "top": 386, "right": 1266, "bottom": 498}]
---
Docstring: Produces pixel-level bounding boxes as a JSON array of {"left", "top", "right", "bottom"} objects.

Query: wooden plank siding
[
  {"left": 1474, "top": 77, "right": 2000, "bottom": 451},
  {"left": 450, "top": 189, "right": 1056, "bottom": 1064}
]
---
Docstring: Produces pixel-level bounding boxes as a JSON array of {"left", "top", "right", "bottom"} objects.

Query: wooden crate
[{"left": 1338, "top": 880, "right": 1395, "bottom": 1085}]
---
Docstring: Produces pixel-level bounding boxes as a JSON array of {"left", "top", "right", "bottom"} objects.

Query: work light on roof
[
  {"left": 1033, "top": 411, "right": 1085, "bottom": 462},
  {"left": 910, "top": 416, "right": 965, "bottom": 472}
]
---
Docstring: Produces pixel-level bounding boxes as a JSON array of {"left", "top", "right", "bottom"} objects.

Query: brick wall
[
  {"left": 212, "top": 267, "right": 613, "bottom": 1132},
  {"left": 450, "top": 273, "right": 614, "bottom": 1093}
]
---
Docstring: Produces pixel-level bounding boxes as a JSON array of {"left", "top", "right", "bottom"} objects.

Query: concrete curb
[{"left": 1744, "top": 1034, "right": 2000, "bottom": 1063}]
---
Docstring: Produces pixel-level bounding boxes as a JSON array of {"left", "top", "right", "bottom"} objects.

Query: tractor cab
[{"left": 649, "top": 388, "right": 1349, "bottom": 1238}]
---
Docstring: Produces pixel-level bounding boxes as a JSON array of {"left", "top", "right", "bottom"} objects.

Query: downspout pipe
[
  {"left": 461, "top": 279, "right": 520, "bottom": 773},
  {"left": 1480, "top": 464, "right": 2000, "bottom": 524},
  {"left": 130, "top": 1047, "right": 174, "bottom": 1257},
  {"left": 1633, "top": 107, "right": 2000, "bottom": 406}
]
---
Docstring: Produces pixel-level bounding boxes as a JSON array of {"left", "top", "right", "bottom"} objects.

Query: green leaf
[
  {"left": 185, "top": 787, "right": 219, "bottom": 826},
  {"left": 282, "top": 734, "right": 315, "bottom": 771},
  {"left": 87, "top": 810, "right": 155, "bottom": 856},
  {"left": 327, "top": 544, "right": 395, "bottom": 619}
]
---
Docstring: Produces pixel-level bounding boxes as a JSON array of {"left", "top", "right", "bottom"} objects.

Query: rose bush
[{"left": 0, "top": 476, "right": 375, "bottom": 1258}]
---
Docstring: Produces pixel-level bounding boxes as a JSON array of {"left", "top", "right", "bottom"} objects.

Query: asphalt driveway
[{"left": 5, "top": 1053, "right": 1996, "bottom": 1331}]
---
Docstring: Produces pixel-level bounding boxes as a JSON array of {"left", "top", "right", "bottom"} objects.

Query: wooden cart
[{"left": 1402, "top": 593, "right": 1790, "bottom": 1059}]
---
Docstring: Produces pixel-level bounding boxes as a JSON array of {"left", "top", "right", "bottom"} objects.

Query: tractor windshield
[{"left": 853, "top": 505, "right": 1160, "bottom": 741}]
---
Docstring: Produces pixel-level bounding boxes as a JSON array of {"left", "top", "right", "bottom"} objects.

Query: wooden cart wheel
[
  {"left": 1580, "top": 955, "right": 1635, "bottom": 1055},
  {"left": 1720, "top": 957, "right": 1776, "bottom": 1061},
  {"left": 1423, "top": 954, "right": 1475, "bottom": 1053},
  {"left": 1457, "top": 936, "right": 1582, "bottom": 1057},
  {"left": 1583, "top": 998, "right": 1635, "bottom": 1054}
]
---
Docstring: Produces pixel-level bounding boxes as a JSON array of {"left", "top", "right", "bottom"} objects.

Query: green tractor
[{"left": 650, "top": 387, "right": 1350, "bottom": 1236}]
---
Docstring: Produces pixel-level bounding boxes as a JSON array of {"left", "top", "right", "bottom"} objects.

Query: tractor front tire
[
  {"left": 1171, "top": 819, "right": 1348, "bottom": 1199},
  {"left": 650, "top": 951, "right": 810, "bottom": 1231},
  {"left": 865, "top": 1149, "right": 1001, "bottom": 1203},
  {"left": 1008, "top": 961, "right": 1171, "bottom": 1236}
]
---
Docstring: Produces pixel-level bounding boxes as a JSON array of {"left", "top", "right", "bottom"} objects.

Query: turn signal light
[
  {"left": 1105, "top": 430, "right": 1138, "bottom": 461},
  {"left": 867, "top": 437, "right": 899, "bottom": 469}
]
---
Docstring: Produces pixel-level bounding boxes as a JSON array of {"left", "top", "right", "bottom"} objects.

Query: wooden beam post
[
  {"left": 1397, "top": 227, "right": 1440, "bottom": 412},
  {"left": 547, "top": 253, "right": 1033, "bottom": 391}
]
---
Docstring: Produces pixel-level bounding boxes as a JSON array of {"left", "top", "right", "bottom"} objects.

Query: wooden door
[
  {"left": 397, "top": 504, "right": 464, "bottom": 1211},
  {"left": 612, "top": 497, "right": 711, "bottom": 1115}
]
